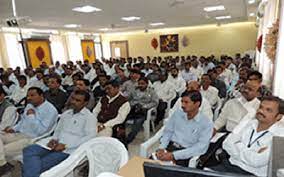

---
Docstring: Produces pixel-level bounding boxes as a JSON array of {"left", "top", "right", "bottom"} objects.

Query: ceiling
[{"left": 0, "top": 0, "right": 258, "bottom": 33}]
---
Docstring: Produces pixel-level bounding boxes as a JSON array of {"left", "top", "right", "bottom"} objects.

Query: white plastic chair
[
  {"left": 97, "top": 172, "right": 122, "bottom": 177},
  {"left": 143, "top": 107, "right": 157, "bottom": 140},
  {"left": 40, "top": 137, "right": 129, "bottom": 177}
]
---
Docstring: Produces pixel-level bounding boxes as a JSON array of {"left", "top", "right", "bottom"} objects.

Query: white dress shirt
[
  {"left": 62, "top": 75, "right": 73, "bottom": 86},
  {"left": 10, "top": 84, "right": 29, "bottom": 103},
  {"left": 93, "top": 93, "right": 131, "bottom": 128},
  {"left": 223, "top": 119, "right": 284, "bottom": 176},
  {"left": 191, "top": 66, "right": 203, "bottom": 79},
  {"left": 181, "top": 70, "right": 198, "bottom": 82},
  {"left": 0, "top": 105, "right": 17, "bottom": 130},
  {"left": 153, "top": 80, "right": 176, "bottom": 102},
  {"left": 167, "top": 75, "right": 186, "bottom": 95},
  {"left": 214, "top": 97, "right": 260, "bottom": 131},
  {"left": 170, "top": 97, "right": 213, "bottom": 121},
  {"left": 200, "top": 86, "right": 219, "bottom": 107},
  {"left": 84, "top": 69, "right": 97, "bottom": 82},
  {"left": 37, "top": 107, "right": 97, "bottom": 154}
]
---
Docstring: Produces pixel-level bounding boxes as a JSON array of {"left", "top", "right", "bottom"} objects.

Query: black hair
[
  {"left": 105, "top": 80, "right": 120, "bottom": 88},
  {"left": 261, "top": 96, "right": 284, "bottom": 114},
  {"left": 28, "top": 87, "right": 44, "bottom": 96},
  {"left": 49, "top": 74, "right": 62, "bottom": 85},
  {"left": 138, "top": 77, "right": 149, "bottom": 83},
  {"left": 181, "top": 90, "right": 202, "bottom": 107},
  {"left": 0, "top": 85, "right": 7, "bottom": 96},
  {"left": 73, "top": 90, "right": 90, "bottom": 102},
  {"left": 18, "top": 75, "right": 27, "bottom": 82},
  {"left": 77, "top": 79, "right": 90, "bottom": 87},
  {"left": 248, "top": 71, "right": 263, "bottom": 81}
]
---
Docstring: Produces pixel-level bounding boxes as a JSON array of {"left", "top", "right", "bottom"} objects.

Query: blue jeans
[{"left": 22, "top": 144, "right": 69, "bottom": 177}]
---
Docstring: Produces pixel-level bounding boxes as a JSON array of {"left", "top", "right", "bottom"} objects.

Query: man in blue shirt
[
  {"left": 156, "top": 90, "right": 213, "bottom": 167},
  {"left": 22, "top": 90, "right": 96, "bottom": 177},
  {"left": 0, "top": 87, "right": 58, "bottom": 176}
]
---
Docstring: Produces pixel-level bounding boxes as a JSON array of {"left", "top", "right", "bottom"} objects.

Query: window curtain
[
  {"left": 50, "top": 34, "right": 68, "bottom": 64},
  {"left": 273, "top": 0, "right": 284, "bottom": 99},
  {"left": 64, "top": 33, "right": 83, "bottom": 63},
  {"left": 0, "top": 32, "right": 26, "bottom": 69},
  {"left": 256, "top": 0, "right": 279, "bottom": 87}
]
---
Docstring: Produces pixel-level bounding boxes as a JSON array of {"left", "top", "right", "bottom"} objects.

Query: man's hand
[
  {"left": 159, "top": 152, "right": 174, "bottom": 161},
  {"left": 53, "top": 143, "right": 66, "bottom": 152},
  {"left": 156, "top": 149, "right": 166, "bottom": 160},
  {"left": 3, "top": 127, "right": 15, "bottom": 133},
  {"left": 47, "top": 139, "right": 59, "bottom": 149},
  {"left": 258, "top": 147, "right": 268, "bottom": 153},
  {"left": 26, "top": 109, "right": 35, "bottom": 116},
  {"left": 97, "top": 124, "right": 105, "bottom": 132}
]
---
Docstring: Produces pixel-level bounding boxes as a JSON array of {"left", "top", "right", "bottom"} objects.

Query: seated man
[
  {"left": 127, "top": 77, "right": 159, "bottom": 143},
  {"left": 44, "top": 75, "right": 68, "bottom": 113},
  {"left": 171, "top": 81, "right": 213, "bottom": 121},
  {"left": 9, "top": 75, "right": 29, "bottom": 105},
  {"left": 200, "top": 74, "right": 219, "bottom": 107},
  {"left": 0, "top": 87, "right": 58, "bottom": 176},
  {"left": 211, "top": 96, "right": 284, "bottom": 176},
  {"left": 92, "top": 74, "right": 110, "bottom": 102},
  {"left": 0, "top": 86, "right": 17, "bottom": 130},
  {"left": 65, "top": 79, "right": 95, "bottom": 111},
  {"left": 214, "top": 79, "right": 261, "bottom": 134},
  {"left": 93, "top": 80, "right": 131, "bottom": 137},
  {"left": 153, "top": 72, "right": 176, "bottom": 125},
  {"left": 22, "top": 90, "right": 97, "bottom": 177},
  {"left": 156, "top": 90, "right": 213, "bottom": 167}
]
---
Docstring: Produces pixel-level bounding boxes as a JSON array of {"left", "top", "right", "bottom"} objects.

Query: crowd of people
[{"left": 0, "top": 53, "right": 283, "bottom": 177}]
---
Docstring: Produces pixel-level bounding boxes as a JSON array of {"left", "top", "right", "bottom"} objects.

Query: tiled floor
[{"left": 6, "top": 123, "right": 163, "bottom": 177}]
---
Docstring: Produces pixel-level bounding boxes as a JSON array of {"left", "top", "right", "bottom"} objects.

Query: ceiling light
[
  {"left": 121, "top": 16, "right": 141, "bottom": 22},
  {"left": 99, "top": 28, "right": 110, "bottom": 31},
  {"left": 204, "top": 5, "right": 225, "bottom": 12},
  {"left": 215, "top": 15, "right": 231, "bottom": 20},
  {"left": 150, "top": 22, "right": 165, "bottom": 26},
  {"left": 249, "top": 13, "right": 255, "bottom": 16},
  {"left": 72, "top": 5, "right": 102, "bottom": 13},
  {"left": 248, "top": 0, "right": 256, "bottom": 4},
  {"left": 64, "top": 24, "right": 81, "bottom": 28}
]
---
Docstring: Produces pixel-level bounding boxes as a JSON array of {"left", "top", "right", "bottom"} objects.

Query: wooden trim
[{"left": 110, "top": 40, "right": 129, "bottom": 58}]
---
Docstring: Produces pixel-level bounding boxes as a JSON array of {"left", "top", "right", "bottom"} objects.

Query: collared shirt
[
  {"left": 223, "top": 119, "right": 284, "bottom": 176},
  {"left": 62, "top": 75, "right": 73, "bottom": 86},
  {"left": 159, "top": 109, "right": 213, "bottom": 160},
  {"left": 171, "top": 97, "right": 213, "bottom": 121},
  {"left": 153, "top": 80, "right": 176, "bottom": 102},
  {"left": 214, "top": 97, "right": 260, "bottom": 131},
  {"left": 167, "top": 75, "right": 186, "bottom": 95},
  {"left": 191, "top": 66, "right": 204, "bottom": 79},
  {"left": 203, "top": 62, "right": 215, "bottom": 73},
  {"left": 13, "top": 100, "right": 58, "bottom": 138},
  {"left": 93, "top": 93, "right": 131, "bottom": 127},
  {"left": 9, "top": 84, "right": 29, "bottom": 103},
  {"left": 84, "top": 69, "right": 97, "bottom": 83},
  {"left": 0, "top": 100, "right": 17, "bottom": 130},
  {"left": 121, "top": 80, "right": 137, "bottom": 97},
  {"left": 44, "top": 89, "right": 68, "bottom": 113},
  {"left": 200, "top": 86, "right": 219, "bottom": 107},
  {"left": 128, "top": 88, "right": 159, "bottom": 110},
  {"left": 181, "top": 70, "right": 198, "bottom": 82},
  {"left": 48, "top": 107, "right": 97, "bottom": 153}
]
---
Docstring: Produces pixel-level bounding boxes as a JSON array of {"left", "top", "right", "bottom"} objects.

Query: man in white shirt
[
  {"left": 10, "top": 75, "right": 29, "bottom": 104},
  {"left": 214, "top": 79, "right": 261, "bottom": 133},
  {"left": 190, "top": 60, "right": 203, "bottom": 79},
  {"left": 168, "top": 67, "right": 186, "bottom": 96},
  {"left": 153, "top": 72, "right": 176, "bottom": 124},
  {"left": 82, "top": 64, "right": 97, "bottom": 83},
  {"left": 22, "top": 90, "right": 97, "bottom": 177},
  {"left": 171, "top": 81, "right": 213, "bottom": 121},
  {"left": 200, "top": 74, "right": 219, "bottom": 107},
  {"left": 62, "top": 67, "right": 74, "bottom": 87},
  {"left": 181, "top": 62, "right": 198, "bottom": 82},
  {"left": 211, "top": 96, "right": 284, "bottom": 176},
  {"left": 0, "top": 86, "right": 17, "bottom": 131}
]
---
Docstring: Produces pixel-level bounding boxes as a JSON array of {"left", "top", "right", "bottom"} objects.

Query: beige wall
[{"left": 102, "top": 22, "right": 257, "bottom": 59}]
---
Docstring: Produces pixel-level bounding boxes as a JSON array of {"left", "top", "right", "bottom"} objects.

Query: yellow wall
[{"left": 102, "top": 22, "right": 257, "bottom": 58}]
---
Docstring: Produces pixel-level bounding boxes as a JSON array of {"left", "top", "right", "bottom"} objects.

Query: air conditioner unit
[{"left": 5, "top": 16, "right": 32, "bottom": 27}]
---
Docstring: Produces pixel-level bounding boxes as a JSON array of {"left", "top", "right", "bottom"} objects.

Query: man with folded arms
[
  {"left": 22, "top": 90, "right": 97, "bottom": 177},
  {"left": 0, "top": 87, "right": 58, "bottom": 176},
  {"left": 211, "top": 96, "right": 284, "bottom": 176}
]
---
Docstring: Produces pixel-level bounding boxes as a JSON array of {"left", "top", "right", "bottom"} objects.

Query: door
[{"left": 110, "top": 41, "right": 129, "bottom": 59}]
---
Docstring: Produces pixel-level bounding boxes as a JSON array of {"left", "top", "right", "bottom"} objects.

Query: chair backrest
[{"left": 40, "top": 137, "right": 128, "bottom": 177}]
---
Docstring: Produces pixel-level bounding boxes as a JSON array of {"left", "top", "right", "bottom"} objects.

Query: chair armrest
[{"left": 140, "top": 126, "right": 164, "bottom": 157}]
